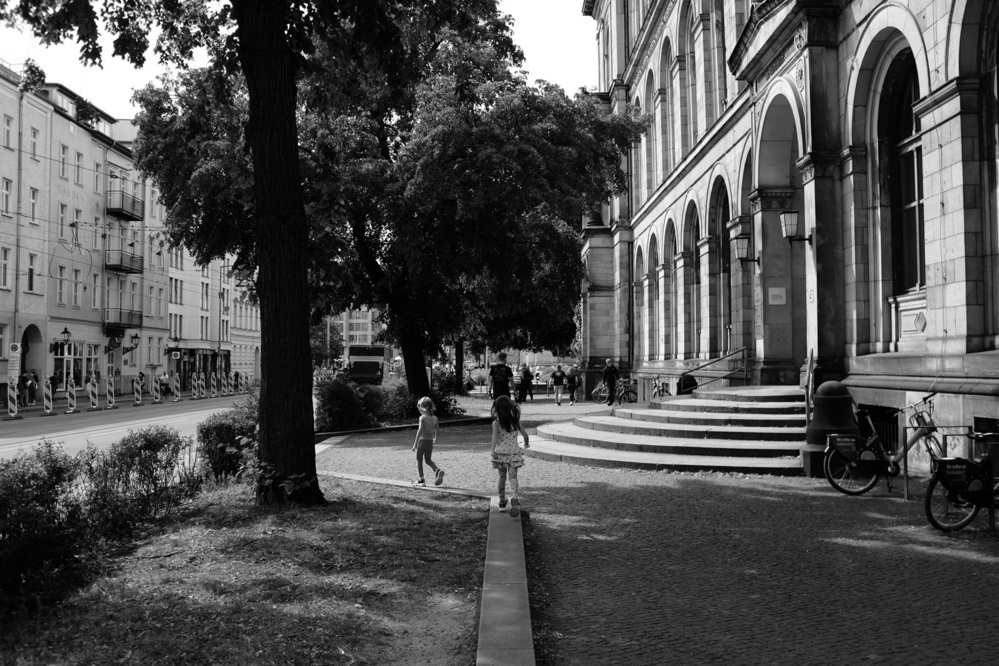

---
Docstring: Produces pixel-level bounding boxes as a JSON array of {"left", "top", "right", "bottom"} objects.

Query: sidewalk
[{"left": 317, "top": 408, "right": 999, "bottom": 665}]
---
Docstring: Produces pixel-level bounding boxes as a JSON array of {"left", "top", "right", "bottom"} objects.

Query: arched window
[
  {"left": 644, "top": 72, "right": 657, "bottom": 196},
  {"left": 712, "top": 0, "right": 728, "bottom": 116},
  {"left": 659, "top": 40, "right": 675, "bottom": 175},
  {"left": 880, "top": 51, "right": 924, "bottom": 294},
  {"left": 686, "top": 7, "right": 700, "bottom": 145}
]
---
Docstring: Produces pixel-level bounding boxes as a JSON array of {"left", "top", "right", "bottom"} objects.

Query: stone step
[
  {"left": 570, "top": 413, "right": 805, "bottom": 442},
  {"left": 615, "top": 406, "right": 806, "bottom": 428},
  {"left": 690, "top": 386, "right": 806, "bottom": 403},
  {"left": 537, "top": 422, "right": 802, "bottom": 457},
  {"left": 527, "top": 436, "right": 803, "bottom": 475},
  {"left": 650, "top": 395, "right": 806, "bottom": 415}
]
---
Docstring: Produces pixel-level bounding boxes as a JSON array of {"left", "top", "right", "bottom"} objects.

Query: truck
[{"left": 344, "top": 345, "right": 386, "bottom": 384}]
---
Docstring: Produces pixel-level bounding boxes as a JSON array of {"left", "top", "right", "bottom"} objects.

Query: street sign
[
  {"left": 8, "top": 343, "right": 21, "bottom": 380},
  {"left": 172, "top": 351, "right": 180, "bottom": 359}
]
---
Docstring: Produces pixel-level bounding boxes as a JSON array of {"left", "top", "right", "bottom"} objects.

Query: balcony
[
  {"left": 105, "top": 249, "right": 144, "bottom": 274},
  {"left": 104, "top": 308, "right": 143, "bottom": 329},
  {"left": 106, "top": 190, "right": 145, "bottom": 221}
]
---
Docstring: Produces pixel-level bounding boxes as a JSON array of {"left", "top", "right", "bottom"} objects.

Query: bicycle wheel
[
  {"left": 591, "top": 386, "right": 608, "bottom": 403},
  {"left": 924, "top": 475, "right": 979, "bottom": 532},
  {"left": 823, "top": 449, "right": 880, "bottom": 495},
  {"left": 621, "top": 388, "right": 638, "bottom": 403}
]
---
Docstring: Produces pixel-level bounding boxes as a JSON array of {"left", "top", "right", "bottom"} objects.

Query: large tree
[{"left": 1, "top": 0, "right": 503, "bottom": 504}]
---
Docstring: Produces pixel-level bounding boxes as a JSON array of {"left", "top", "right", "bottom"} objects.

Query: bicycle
[
  {"left": 591, "top": 378, "right": 638, "bottom": 405},
  {"left": 823, "top": 393, "right": 944, "bottom": 496},
  {"left": 924, "top": 432, "right": 999, "bottom": 532},
  {"left": 651, "top": 375, "right": 669, "bottom": 399}
]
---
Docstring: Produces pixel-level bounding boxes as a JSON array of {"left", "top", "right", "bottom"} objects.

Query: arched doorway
[
  {"left": 708, "top": 178, "right": 732, "bottom": 354},
  {"left": 755, "top": 93, "right": 808, "bottom": 383}
]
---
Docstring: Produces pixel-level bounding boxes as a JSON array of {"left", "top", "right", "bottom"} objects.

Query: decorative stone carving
[
  {"left": 749, "top": 189, "right": 796, "bottom": 214},
  {"left": 795, "top": 58, "right": 806, "bottom": 91},
  {"left": 796, "top": 153, "right": 836, "bottom": 183}
]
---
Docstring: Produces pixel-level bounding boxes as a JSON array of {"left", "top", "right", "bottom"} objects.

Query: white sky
[{"left": 0, "top": 1, "right": 596, "bottom": 120}]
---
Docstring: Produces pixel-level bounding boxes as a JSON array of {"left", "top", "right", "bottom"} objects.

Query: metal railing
[{"left": 679, "top": 347, "right": 748, "bottom": 390}]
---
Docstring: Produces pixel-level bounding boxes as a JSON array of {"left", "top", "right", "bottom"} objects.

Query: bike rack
[{"left": 900, "top": 424, "right": 970, "bottom": 501}]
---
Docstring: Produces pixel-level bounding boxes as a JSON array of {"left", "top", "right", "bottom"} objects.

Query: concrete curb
[
  {"left": 314, "top": 416, "right": 494, "bottom": 443},
  {"left": 315, "top": 472, "right": 534, "bottom": 665}
]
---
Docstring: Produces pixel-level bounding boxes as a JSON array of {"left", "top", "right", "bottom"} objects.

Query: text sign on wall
[
  {"left": 768, "top": 287, "right": 787, "bottom": 305},
  {"left": 8, "top": 343, "right": 21, "bottom": 380}
]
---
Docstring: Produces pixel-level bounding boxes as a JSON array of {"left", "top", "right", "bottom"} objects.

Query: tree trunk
[
  {"left": 233, "top": 0, "right": 323, "bottom": 505},
  {"left": 454, "top": 339, "right": 464, "bottom": 394},
  {"left": 400, "top": 332, "right": 431, "bottom": 398}
]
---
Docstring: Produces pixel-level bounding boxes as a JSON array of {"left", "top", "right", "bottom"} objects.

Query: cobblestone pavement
[{"left": 317, "top": 396, "right": 999, "bottom": 665}]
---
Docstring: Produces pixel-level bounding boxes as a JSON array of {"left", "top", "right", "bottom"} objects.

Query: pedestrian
[
  {"left": 490, "top": 395, "right": 530, "bottom": 517},
  {"left": 518, "top": 364, "right": 533, "bottom": 404},
  {"left": 17, "top": 371, "right": 28, "bottom": 407},
  {"left": 565, "top": 366, "right": 578, "bottom": 405},
  {"left": 487, "top": 352, "right": 514, "bottom": 399},
  {"left": 137, "top": 372, "right": 146, "bottom": 395},
  {"left": 412, "top": 396, "right": 445, "bottom": 487},
  {"left": 551, "top": 364, "right": 566, "bottom": 406},
  {"left": 28, "top": 370, "right": 38, "bottom": 406},
  {"left": 159, "top": 371, "right": 171, "bottom": 397},
  {"left": 602, "top": 358, "right": 620, "bottom": 405}
]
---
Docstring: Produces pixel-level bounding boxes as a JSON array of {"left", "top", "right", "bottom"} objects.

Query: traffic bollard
[
  {"left": 106, "top": 377, "right": 118, "bottom": 410},
  {"left": 172, "top": 373, "right": 181, "bottom": 402},
  {"left": 40, "top": 379, "right": 57, "bottom": 417},
  {"left": 211, "top": 372, "right": 218, "bottom": 398},
  {"left": 86, "top": 379, "right": 101, "bottom": 411},
  {"left": 66, "top": 380, "right": 80, "bottom": 414},
  {"left": 133, "top": 378, "right": 143, "bottom": 407},
  {"left": 151, "top": 377, "right": 162, "bottom": 404},
  {"left": 4, "top": 377, "right": 21, "bottom": 421}
]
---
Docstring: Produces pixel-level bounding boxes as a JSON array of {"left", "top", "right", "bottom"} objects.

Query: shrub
[
  {"left": 198, "top": 392, "right": 259, "bottom": 481},
  {"left": 314, "top": 374, "right": 376, "bottom": 432},
  {"left": 76, "top": 426, "right": 196, "bottom": 540},
  {"left": 0, "top": 442, "right": 83, "bottom": 592}
]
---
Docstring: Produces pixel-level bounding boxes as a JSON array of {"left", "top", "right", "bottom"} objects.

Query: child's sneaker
[
  {"left": 509, "top": 497, "right": 520, "bottom": 518},
  {"left": 498, "top": 498, "right": 508, "bottom": 509},
  {"left": 434, "top": 469, "right": 445, "bottom": 486},
  {"left": 414, "top": 479, "right": 426, "bottom": 487}
]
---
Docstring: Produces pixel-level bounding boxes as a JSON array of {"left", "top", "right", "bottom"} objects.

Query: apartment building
[{"left": 0, "top": 58, "right": 259, "bottom": 399}]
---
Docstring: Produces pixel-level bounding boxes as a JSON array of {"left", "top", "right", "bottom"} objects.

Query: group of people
[
  {"left": 14, "top": 370, "right": 39, "bottom": 407},
  {"left": 408, "top": 352, "right": 623, "bottom": 517},
  {"left": 411, "top": 391, "right": 529, "bottom": 518}
]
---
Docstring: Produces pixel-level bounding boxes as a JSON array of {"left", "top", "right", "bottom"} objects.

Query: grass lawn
[{"left": 2, "top": 476, "right": 487, "bottom": 666}]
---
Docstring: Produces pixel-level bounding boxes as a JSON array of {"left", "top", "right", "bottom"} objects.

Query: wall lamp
[
  {"left": 779, "top": 210, "right": 811, "bottom": 246},
  {"left": 733, "top": 235, "right": 758, "bottom": 266},
  {"left": 49, "top": 327, "right": 72, "bottom": 353},
  {"left": 122, "top": 332, "right": 141, "bottom": 355}
]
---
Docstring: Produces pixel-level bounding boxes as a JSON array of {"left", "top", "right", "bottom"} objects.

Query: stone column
[
  {"left": 697, "top": 235, "right": 719, "bottom": 356},
  {"left": 913, "top": 78, "right": 987, "bottom": 354},
  {"left": 727, "top": 215, "right": 754, "bottom": 357},
  {"left": 839, "top": 145, "right": 872, "bottom": 357},
  {"left": 674, "top": 250, "right": 695, "bottom": 359},
  {"left": 797, "top": 151, "right": 845, "bottom": 382}
]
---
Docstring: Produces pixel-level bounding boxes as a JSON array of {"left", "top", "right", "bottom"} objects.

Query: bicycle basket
[
  {"left": 909, "top": 411, "right": 932, "bottom": 429},
  {"left": 827, "top": 434, "right": 877, "bottom": 463},
  {"left": 936, "top": 457, "right": 991, "bottom": 505}
]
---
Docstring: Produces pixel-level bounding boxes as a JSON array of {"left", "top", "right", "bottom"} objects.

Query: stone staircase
[{"left": 528, "top": 386, "right": 807, "bottom": 475}]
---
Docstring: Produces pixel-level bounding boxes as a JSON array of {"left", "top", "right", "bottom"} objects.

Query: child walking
[
  {"left": 490, "top": 395, "right": 530, "bottom": 517},
  {"left": 412, "top": 397, "right": 445, "bottom": 487}
]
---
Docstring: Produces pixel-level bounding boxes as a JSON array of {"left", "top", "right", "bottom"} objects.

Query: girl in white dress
[{"left": 490, "top": 395, "right": 530, "bottom": 517}]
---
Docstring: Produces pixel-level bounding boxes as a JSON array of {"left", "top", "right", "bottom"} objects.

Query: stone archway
[
  {"left": 19, "top": 324, "right": 44, "bottom": 387},
  {"left": 754, "top": 93, "right": 807, "bottom": 384}
]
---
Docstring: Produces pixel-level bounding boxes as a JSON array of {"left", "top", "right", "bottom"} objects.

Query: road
[{"left": 0, "top": 398, "right": 232, "bottom": 459}]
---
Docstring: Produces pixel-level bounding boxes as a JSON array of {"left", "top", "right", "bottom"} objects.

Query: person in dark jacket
[{"left": 602, "top": 358, "right": 620, "bottom": 405}]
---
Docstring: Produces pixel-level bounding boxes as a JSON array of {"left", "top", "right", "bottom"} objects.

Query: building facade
[
  {"left": 0, "top": 59, "right": 260, "bottom": 400},
  {"left": 581, "top": 0, "right": 999, "bottom": 444}
]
